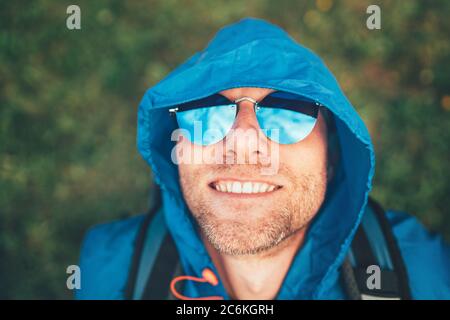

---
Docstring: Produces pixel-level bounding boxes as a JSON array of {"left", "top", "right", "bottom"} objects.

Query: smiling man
[
  {"left": 76, "top": 18, "right": 450, "bottom": 300},
  {"left": 176, "top": 87, "right": 329, "bottom": 299}
]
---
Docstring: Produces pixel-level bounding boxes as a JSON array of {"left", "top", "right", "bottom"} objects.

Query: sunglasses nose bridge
[
  {"left": 231, "top": 101, "right": 261, "bottom": 132},
  {"left": 234, "top": 96, "right": 258, "bottom": 105},
  {"left": 223, "top": 101, "right": 271, "bottom": 158}
]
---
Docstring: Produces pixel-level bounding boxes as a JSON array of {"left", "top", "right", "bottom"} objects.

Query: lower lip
[{"left": 208, "top": 185, "right": 282, "bottom": 198}]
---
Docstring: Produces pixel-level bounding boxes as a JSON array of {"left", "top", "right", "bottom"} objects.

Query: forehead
[{"left": 219, "top": 87, "right": 275, "bottom": 101}]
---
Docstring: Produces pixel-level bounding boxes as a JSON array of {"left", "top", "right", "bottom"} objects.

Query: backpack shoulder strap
[
  {"left": 124, "top": 206, "right": 181, "bottom": 300},
  {"left": 342, "top": 197, "right": 411, "bottom": 300},
  {"left": 140, "top": 218, "right": 181, "bottom": 300}
]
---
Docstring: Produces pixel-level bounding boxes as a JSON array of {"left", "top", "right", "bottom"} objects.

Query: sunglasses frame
[
  {"left": 168, "top": 91, "right": 323, "bottom": 145},
  {"left": 169, "top": 92, "right": 321, "bottom": 113}
]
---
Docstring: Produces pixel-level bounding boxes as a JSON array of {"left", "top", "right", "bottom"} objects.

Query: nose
[{"left": 223, "top": 100, "right": 270, "bottom": 164}]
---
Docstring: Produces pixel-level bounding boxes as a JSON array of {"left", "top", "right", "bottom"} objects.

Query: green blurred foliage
[{"left": 0, "top": 0, "right": 449, "bottom": 299}]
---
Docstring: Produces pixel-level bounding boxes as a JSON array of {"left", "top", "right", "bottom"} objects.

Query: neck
[{"left": 203, "top": 228, "right": 308, "bottom": 300}]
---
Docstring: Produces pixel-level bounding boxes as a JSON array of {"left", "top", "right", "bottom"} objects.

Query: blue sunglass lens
[
  {"left": 255, "top": 107, "right": 318, "bottom": 144},
  {"left": 175, "top": 104, "right": 236, "bottom": 145}
]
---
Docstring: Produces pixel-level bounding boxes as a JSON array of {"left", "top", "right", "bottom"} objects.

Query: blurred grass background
[{"left": 0, "top": 0, "right": 449, "bottom": 299}]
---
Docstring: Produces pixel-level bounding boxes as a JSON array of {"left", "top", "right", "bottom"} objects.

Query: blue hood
[{"left": 137, "top": 18, "right": 375, "bottom": 299}]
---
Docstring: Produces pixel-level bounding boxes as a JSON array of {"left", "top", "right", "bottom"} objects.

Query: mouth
[{"left": 209, "top": 180, "right": 282, "bottom": 194}]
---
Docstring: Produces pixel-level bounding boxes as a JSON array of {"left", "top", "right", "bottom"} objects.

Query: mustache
[
  {"left": 203, "top": 162, "right": 293, "bottom": 180},
  {"left": 197, "top": 163, "right": 328, "bottom": 189}
]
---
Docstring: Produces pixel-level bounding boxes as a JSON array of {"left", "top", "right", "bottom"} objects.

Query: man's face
[{"left": 177, "top": 87, "right": 328, "bottom": 255}]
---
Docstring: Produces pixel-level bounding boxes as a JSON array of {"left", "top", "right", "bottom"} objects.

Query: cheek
[
  {"left": 176, "top": 139, "right": 196, "bottom": 183},
  {"left": 176, "top": 135, "right": 222, "bottom": 166},
  {"left": 176, "top": 138, "right": 213, "bottom": 185},
  {"left": 280, "top": 120, "right": 328, "bottom": 173},
  {"left": 280, "top": 145, "right": 326, "bottom": 175}
]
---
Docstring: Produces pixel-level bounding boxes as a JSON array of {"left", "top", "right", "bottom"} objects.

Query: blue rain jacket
[{"left": 76, "top": 18, "right": 450, "bottom": 300}]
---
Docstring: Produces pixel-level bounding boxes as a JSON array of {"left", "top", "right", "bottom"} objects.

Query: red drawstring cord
[{"left": 170, "top": 268, "right": 224, "bottom": 300}]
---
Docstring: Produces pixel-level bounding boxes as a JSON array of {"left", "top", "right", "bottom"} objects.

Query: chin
[{"left": 210, "top": 204, "right": 276, "bottom": 220}]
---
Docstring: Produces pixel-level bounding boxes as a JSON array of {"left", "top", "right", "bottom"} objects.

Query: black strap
[
  {"left": 124, "top": 211, "right": 153, "bottom": 299},
  {"left": 342, "top": 197, "right": 411, "bottom": 300},
  {"left": 124, "top": 188, "right": 162, "bottom": 300},
  {"left": 351, "top": 220, "right": 377, "bottom": 267},
  {"left": 124, "top": 187, "right": 183, "bottom": 300},
  {"left": 140, "top": 232, "right": 180, "bottom": 299},
  {"left": 352, "top": 268, "right": 401, "bottom": 298},
  {"left": 368, "top": 198, "right": 411, "bottom": 299}
]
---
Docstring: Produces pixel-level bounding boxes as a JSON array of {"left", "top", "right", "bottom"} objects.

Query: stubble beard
[{"left": 180, "top": 167, "right": 327, "bottom": 256}]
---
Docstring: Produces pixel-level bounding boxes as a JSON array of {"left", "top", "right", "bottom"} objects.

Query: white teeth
[
  {"left": 213, "top": 181, "right": 278, "bottom": 194},
  {"left": 259, "top": 183, "right": 269, "bottom": 193},
  {"left": 242, "top": 182, "right": 252, "bottom": 193},
  {"left": 232, "top": 181, "right": 242, "bottom": 193}
]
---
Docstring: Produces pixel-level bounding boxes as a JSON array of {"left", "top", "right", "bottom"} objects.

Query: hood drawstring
[{"left": 170, "top": 268, "right": 224, "bottom": 300}]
